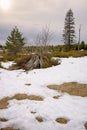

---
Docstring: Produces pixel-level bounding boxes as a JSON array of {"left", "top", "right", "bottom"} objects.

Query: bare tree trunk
[
  {"left": 78, "top": 24, "right": 81, "bottom": 51},
  {"left": 35, "top": 26, "right": 52, "bottom": 54}
]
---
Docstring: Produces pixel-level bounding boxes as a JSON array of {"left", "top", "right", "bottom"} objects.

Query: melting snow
[{"left": 0, "top": 57, "right": 87, "bottom": 130}]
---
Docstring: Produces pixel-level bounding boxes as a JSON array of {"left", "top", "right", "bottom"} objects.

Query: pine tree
[
  {"left": 63, "top": 9, "right": 75, "bottom": 51},
  {"left": 6, "top": 26, "right": 25, "bottom": 55}
]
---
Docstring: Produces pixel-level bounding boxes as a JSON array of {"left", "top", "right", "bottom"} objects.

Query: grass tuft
[
  {"left": 25, "top": 83, "right": 31, "bottom": 86},
  {"left": 53, "top": 96, "right": 60, "bottom": 99},
  {"left": 36, "top": 116, "right": 43, "bottom": 122},
  {"left": 47, "top": 82, "right": 87, "bottom": 97},
  {"left": 0, "top": 128, "right": 19, "bottom": 130},
  {"left": 31, "top": 111, "right": 36, "bottom": 114},
  {"left": 0, "top": 97, "right": 9, "bottom": 109},
  {"left": 84, "top": 122, "right": 87, "bottom": 129},
  {"left": 0, "top": 118, "right": 8, "bottom": 122},
  {"left": 10, "top": 94, "right": 44, "bottom": 101},
  {"left": 56, "top": 117, "right": 69, "bottom": 124}
]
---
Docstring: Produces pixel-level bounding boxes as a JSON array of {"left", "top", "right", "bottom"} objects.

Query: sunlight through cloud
[{"left": 0, "top": 0, "right": 11, "bottom": 11}]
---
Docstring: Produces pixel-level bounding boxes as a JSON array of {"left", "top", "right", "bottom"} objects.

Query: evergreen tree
[
  {"left": 80, "top": 41, "right": 85, "bottom": 50},
  {"left": 6, "top": 26, "right": 25, "bottom": 55},
  {"left": 63, "top": 9, "right": 75, "bottom": 51}
]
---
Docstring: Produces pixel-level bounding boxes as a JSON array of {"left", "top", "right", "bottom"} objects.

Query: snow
[
  {"left": 0, "top": 57, "right": 87, "bottom": 130},
  {"left": 1, "top": 61, "right": 15, "bottom": 69}
]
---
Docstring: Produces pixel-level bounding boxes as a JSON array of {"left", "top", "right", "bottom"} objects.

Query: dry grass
[
  {"left": 31, "top": 111, "right": 36, "bottom": 114},
  {"left": 0, "top": 94, "right": 44, "bottom": 109},
  {"left": 11, "top": 94, "right": 43, "bottom": 101},
  {"left": 56, "top": 117, "right": 69, "bottom": 124},
  {"left": 47, "top": 82, "right": 87, "bottom": 97},
  {"left": 0, "top": 97, "right": 9, "bottom": 109},
  {"left": 53, "top": 96, "right": 60, "bottom": 99},
  {"left": 0, "top": 118, "right": 8, "bottom": 122},
  {"left": 25, "top": 83, "right": 31, "bottom": 86},
  {"left": 0, "top": 128, "right": 19, "bottom": 130},
  {"left": 52, "top": 50, "right": 87, "bottom": 58},
  {"left": 26, "top": 95, "right": 43, "bottom": 101},
  {"left": 84, "top": 122, "right": 87, "bottom": 129},
  {"left": 36, "top": 116, "right": 43, "bottom": 122}
]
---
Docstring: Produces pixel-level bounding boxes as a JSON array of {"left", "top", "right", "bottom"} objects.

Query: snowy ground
[{"left": 0, "top": 57, "right": 87, "bottom": 130}]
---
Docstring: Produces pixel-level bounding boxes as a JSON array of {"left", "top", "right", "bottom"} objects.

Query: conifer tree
[
  {"left": 6, "top": 26, "right": 25, "bottom": 55},
  {"left": 63, "top": 9, "right": 75, "bottom": 51}
]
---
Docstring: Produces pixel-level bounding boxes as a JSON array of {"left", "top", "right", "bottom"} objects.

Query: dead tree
[
  {"left": 35, "top": 26, "right": 51, "bottom": 53},
  {"left": 78, "top": 24, "right": 81, "bottom": 51}
]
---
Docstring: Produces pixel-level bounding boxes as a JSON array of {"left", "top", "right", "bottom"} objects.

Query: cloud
[{"left": 0, "top": 0, "right": 87, "bottom": 45}]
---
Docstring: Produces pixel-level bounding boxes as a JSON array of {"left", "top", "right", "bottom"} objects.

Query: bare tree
[
  {"left": 35, "top": 26, "right": 52, "bottom": 53},
  {"left": 78, "top": 24, "right": 81, "bottom": 51}
]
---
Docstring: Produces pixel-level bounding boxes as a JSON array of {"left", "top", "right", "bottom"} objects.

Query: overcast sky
[{"left": 0, "top": 0, "right": 87, "bottom": 45}]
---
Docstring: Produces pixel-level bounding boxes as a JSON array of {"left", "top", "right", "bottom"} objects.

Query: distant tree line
[{"left": 19, "top": 42, "right": 87, "bottom": 53}]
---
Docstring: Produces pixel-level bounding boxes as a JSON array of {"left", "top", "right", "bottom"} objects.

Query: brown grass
[
  {"left": 56, "top": 117, "right": 69, "bottom": 124},
  {"left": 84, "top": 122, "right": 87, "bottom": 129},
  {"left": 52, "top": 50, "right": 87, "bottom": 58},
  {"left": 36, "top": 116, "right": 43, "bottom": 122},
  {"left": 25, "top": 83, "right": 31, "bottom": 86},
  {"left": 47, "top": 82, "right": 87, "bottom": 97},
  {"left": 0, "top": 94, "right": 44, "bottom": 109},
  {"left": 31, "top": 111, "right": 36, "bottom": 114},
  {"left": 11, "top": 94, "right": 43, "bottom": 101},
  {"left": 0, "top": 97, "right": 9, "bottom": 109},
  {"left": 0, "top": 118, "right": 8, "bottom": 122},
  {"left": 0, "top": 128, "right": 19, "bottom": 130},
  {"left": 53, "top": 96, "right": 60, "bottom": 99}
]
